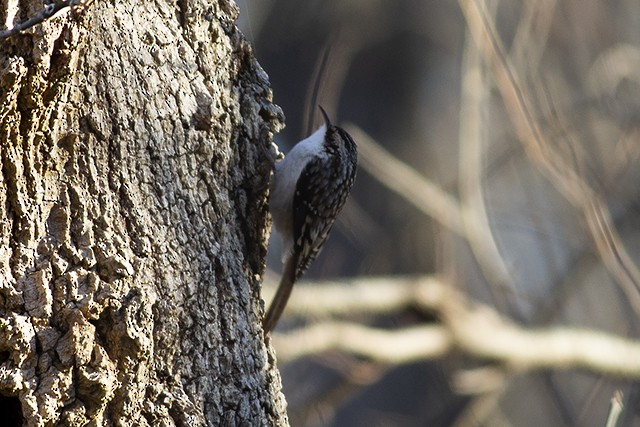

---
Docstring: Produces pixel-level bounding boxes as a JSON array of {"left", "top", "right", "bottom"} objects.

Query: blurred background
[{"left": 238, "top": 1, "right": 640, "bottom": 426}]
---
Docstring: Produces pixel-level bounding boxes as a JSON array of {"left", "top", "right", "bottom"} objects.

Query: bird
[{"left": 263, "top": 106, "right": 357, "bottom": 333}]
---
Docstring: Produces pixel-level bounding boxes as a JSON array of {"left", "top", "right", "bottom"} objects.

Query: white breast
[{"left": 270, "top": 125, "right": 327, "bottom": 254}]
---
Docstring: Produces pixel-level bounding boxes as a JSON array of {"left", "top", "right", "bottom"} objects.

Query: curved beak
[{"left": 318, "top": 105, "right": 332, "bottom": 127}]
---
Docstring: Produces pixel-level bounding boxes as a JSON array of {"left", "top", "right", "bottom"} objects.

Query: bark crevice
[{"left": 0, "top": 1, "right": 287, "bottom": 425}]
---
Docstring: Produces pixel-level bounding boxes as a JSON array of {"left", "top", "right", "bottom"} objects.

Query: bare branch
[
  {"left": 458, "top": 25, "right": 515, "bottom": 307},
  {"left": 272, "top": 322, "right": 451, "bottom": 363},
  {"left": 606, "top": 391, "right": 624, "bottom": 427},
  {"left": 270, "top": 276, "right": 640, "bottom": 379},
  {"left": 458, "top": 0, "right": 640, "bottom": 317},
  {"left": 344, "top": 122, "right": 517, "bottom": 313},
  {"left": 0, "top": 0, "right": 83, "bottom": 40},
  {"left": 261, "top": 275, "right": 443, "bottom": 317},
  {"left": 346, "top": 124, "right": 466, "bottom": 235}
]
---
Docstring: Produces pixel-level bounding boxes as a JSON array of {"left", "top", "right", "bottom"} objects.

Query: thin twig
[
  {"left": 0, "top": 0, "right": 80, "bottom": 40},
  {"left": 605, "top": 391, "right": 624, "bottom": 427},
  {"left": 458, "top": 23, "right": 516, "bottom": 313}
]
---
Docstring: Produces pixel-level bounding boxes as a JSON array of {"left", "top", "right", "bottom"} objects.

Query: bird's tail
[{"left": 263, "top": 254, "right": 297, "bottom": 333}]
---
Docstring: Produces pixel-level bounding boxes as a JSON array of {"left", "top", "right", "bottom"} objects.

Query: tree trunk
[{"left": 0, "top": 1, "right": 287, "bottom": 425}]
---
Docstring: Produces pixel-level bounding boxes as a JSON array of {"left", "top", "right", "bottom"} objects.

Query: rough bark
[{"left": 0, "top": 0, "right": 287, "bottom": 425}]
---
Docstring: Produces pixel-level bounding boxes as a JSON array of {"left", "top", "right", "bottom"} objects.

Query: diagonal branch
[
  {"left": 0, "top": 0, "right": 84, "bottom": 40},
  {"left": 458, "top": 0, "right": 640, "bottom": 317},
  {"left": 346, "top": 124, "right": 466, "bottom": 235}
]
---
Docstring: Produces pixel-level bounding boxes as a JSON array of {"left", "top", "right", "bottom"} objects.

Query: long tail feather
[{"left": 263, "top": 255, "right": 297, "bottom": 333}]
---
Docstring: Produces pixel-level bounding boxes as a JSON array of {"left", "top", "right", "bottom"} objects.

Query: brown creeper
[{"left": 263, "top": 106, "right": 358, "bottom": 333}]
